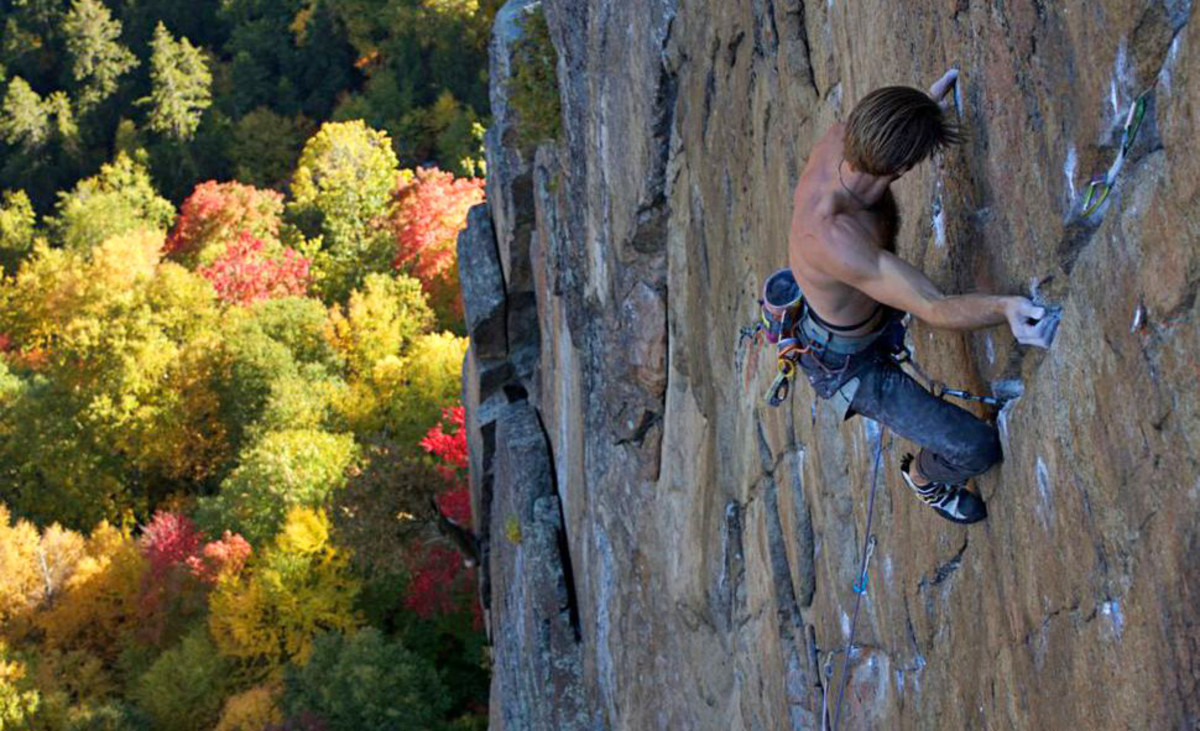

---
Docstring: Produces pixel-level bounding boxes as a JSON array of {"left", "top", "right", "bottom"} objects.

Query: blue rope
[{"left": 831, "top": 425, "right": 886, "bottom": 731}]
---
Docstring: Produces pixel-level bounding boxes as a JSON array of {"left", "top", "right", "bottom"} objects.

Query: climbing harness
[
  {"left": 825, "top": 425, "right": 887, "bottom": 731},
  {"left": 741, "top": 269, "right": 1014, "bottom": 409},
  {"left": 1080, "top": 90, "right": 1150, "bottom": 217}
]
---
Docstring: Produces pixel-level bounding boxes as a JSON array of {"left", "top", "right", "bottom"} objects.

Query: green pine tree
[
  {"left": 139, "top": 22, "right": 211, "bottom": 142},
  {"left": 0, "top": 190, "right": 37, "bottom": 273},
  {"left": 0, "top": 77, "right": 49, "bottom": 149},
  {"left": 63, "top": 0, "right": 139, "bottom": 111}
]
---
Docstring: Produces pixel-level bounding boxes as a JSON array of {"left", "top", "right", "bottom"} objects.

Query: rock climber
[{"left": 787, "top": 69, "right": 1056, "bottom": 524}]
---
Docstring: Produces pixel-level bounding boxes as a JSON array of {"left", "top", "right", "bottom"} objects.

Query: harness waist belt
[
  {"left": 798, "top": 309, "right": 888, "bottom": 355},
  {"left": 808, "top": 303, "right": 883, "bottom": 332}
]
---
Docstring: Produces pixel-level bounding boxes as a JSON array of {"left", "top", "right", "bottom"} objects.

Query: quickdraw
[
  {"left": 891, "top": 346, "right": 1007, "bottom": 406},
  {"left": 1080, "top": 89, "right": 1150, "bottom": 218},
  {"left": 851, "top": 535, "right": 877, "bottom": 594}
]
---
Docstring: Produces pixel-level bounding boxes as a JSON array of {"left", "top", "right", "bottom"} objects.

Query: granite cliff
[{"left": 459, "top": 0, "right": 1200, "bottom": 728}]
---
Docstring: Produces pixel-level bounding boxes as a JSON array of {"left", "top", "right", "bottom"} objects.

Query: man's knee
[{"left": 960, "top": 426, "right": 1002, "bottom": 475}]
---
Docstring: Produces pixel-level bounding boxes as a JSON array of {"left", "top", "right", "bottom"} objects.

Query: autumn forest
[{"left": 0, "top": 0, "right": 499, "bottom": 729}]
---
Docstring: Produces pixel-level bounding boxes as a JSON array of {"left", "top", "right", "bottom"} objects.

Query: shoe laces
[{"left": 900, "top": 453, "right": 962, "bottom": 505}]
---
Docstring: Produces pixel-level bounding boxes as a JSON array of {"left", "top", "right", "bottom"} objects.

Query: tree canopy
[{"left": 0, "top": 0, "right": 495, "bottom": 723}]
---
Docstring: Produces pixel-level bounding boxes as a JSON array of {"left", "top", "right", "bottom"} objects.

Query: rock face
[{"left": 461, "top": 1, "right": 1200, "bottom": 729}]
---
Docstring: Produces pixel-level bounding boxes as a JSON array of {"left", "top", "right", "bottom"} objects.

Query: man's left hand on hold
[
  {"left": 929, "top": 68, "right": 959, "bottom": 112},
  {"left": 1005, "top": 297, "right": 1056, "bottom": 348}
]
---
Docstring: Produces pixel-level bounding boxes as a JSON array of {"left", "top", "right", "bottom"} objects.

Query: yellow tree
[
  {"left": 0, "top": 505, "right": 88, "bottom": 640},
  {"left": 288, "top": 121, "right": 399, "bottom": 301},
  {"left": 0, "top": 640, "right": 40, "bottom": 729},
  {"left": 325, "top": 272, "right": 432, "bottom": 379},
  {"left": 35, "top": 522, "right": 146, "bottom": 660},
  {"left": 324, "top": 272, "right": 468, "bottom": 449},
  {"left": 0, "top": 505, "right": 43, "bottom": 632},
  {"left": 208, "top": 507, "right": 360, "bottom": 681},
  {"left": 0, "top": 230, "right": 224, "bottom": 527}
]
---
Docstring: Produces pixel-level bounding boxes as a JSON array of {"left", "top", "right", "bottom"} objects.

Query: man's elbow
[{"left": 909, "top": 294, "right": 949, "bottom": 328}]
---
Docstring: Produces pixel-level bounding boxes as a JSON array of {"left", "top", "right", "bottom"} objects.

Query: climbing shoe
[{"left": 899, "top": 453, "right": 988, "bottom": 525}]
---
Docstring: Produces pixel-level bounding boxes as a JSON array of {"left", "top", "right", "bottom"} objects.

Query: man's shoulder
[
  {"left": 803, "top": 210, "right": 880, "bottom": 274},
  {"left": 809, "top": 208, "right": 862, "bottom": 247}
]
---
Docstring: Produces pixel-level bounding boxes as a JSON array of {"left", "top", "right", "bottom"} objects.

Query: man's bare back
[{"left": 788, "top": 122, "right": 899, "bottom": 337}]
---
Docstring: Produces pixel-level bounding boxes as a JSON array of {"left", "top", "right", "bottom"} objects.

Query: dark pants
[
  {"left": 848, "top": 358, "right": 1002, "bottom": 484},
  {"left": 800, "top": 342, "right": 1002, "bottom": 484}
]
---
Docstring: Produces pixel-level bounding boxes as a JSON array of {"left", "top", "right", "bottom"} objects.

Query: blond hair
[{"left": 844, "top": 86, "right": 964, "bottom": 176}]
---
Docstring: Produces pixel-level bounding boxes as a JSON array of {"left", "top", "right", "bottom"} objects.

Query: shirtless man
[{"left": 788, "top": 70, "right": 1055, "bottom": 524}]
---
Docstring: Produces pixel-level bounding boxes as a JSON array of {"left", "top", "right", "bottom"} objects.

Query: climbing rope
[{"left": 828, "top": 424, "right": 887, "bottom": 731}]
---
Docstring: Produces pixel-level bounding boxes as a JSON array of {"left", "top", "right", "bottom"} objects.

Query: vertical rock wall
[{"left": 460, "top": 1, "right": 1200, "bottom": 729}]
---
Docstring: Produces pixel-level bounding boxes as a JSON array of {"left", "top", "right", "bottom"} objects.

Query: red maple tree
[
  {"left": 185, "top": 531, "right": 252, "bottom": 585},
  {"left": 406, "top": 403, "right": 480, "bottom": 627},
  {"left": 165, "top": 180, "right": 285, "bottom": 262},
  {"left": 389, "top": 168, "right": 484, "bottom": 323},
  {"left": 419, "top": 405, "right": 467, "bottom": 483},
  {"left": 136, "top": 512, "right": 206, "bottom": 644},
  {"left": 197, "top": 232, "right": 311, "bottom": 305},
  {"left": 140, "top": 511, "right": 205, "bottom": 582},
  {"left": 136, "top": 512, "right": 253, "bottom": 643}
]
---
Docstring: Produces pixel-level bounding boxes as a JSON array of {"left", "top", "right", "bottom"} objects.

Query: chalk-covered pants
[{"left": 798, "top": 334, "right": 1002, "bottom": 485}]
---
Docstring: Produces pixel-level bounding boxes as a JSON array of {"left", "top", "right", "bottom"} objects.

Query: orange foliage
[
  {"left": 187, "top": 532, "right": 252, "bottom": 585},
  {"left": 388, "top": 167, "right": 484, "bottom": 324},
  {"left": 214, "top": 682, "right": 283, "bottom": 731},
  {"left": 0, "top": 505, "right": 44, "bottom": 629},
  {"left": 0, "top": 506, "right": 88, "bottom": 638},
  {"left": 35, "top": 522, "right": 147, "bottom": 659},
  {"left": 165, "top": 181, "right": 285, "bottom": 265}
]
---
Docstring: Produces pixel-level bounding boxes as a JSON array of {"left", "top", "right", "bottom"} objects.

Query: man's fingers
[
  {"left": 929, "top": 68, "right": 959, "bottom": 100},
  {"left": 1013, "top": 322, "right": 1044, "bottom": 347},
  {"left": 1017, "top": 320, "right": 1054, "bottom": 348},
  {"left": 1010, "top": 300, "right": 1059, "bottom": 349}
]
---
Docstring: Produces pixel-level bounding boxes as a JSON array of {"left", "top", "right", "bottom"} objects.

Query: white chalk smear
[
  {"left": 1064, "top": 144, "right": 1077, "bottom": 200},
  {"left": 932, "top": 200, "right": 946, "bottom": 248},
  {"left": 1130, "top": 304, "right": 1144, "bottom": 333},
  {"left": 1160, "top": 34, "right": 1182, "bottom": 93},
  {"left": 1100, "top": 600, "right": 1125, "bottom": 639},
  {"left": 1110, "top": 39, "right": 1129, "bottom": 127},
  {"left": 1035, "top": 456, "right": 1054, "bottom": 529}
]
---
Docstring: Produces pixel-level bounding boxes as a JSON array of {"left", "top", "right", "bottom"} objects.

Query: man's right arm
[{"left": 818, "top": 219, "right": 1054, "bottom": 346}]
